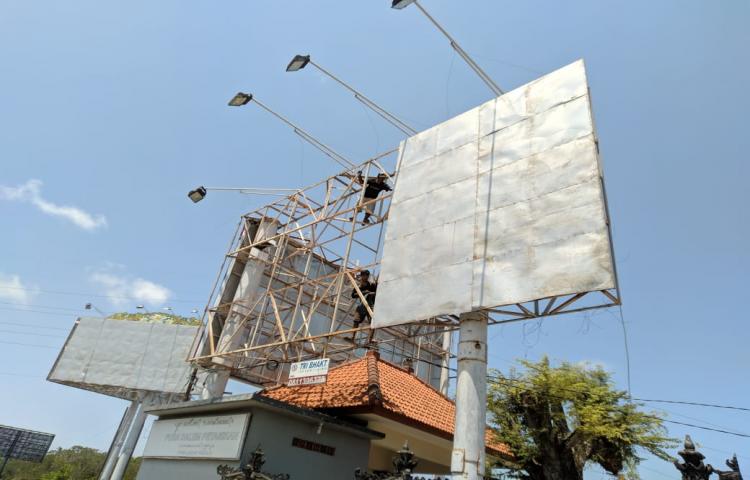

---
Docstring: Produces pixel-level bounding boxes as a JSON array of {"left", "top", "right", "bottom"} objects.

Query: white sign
[
  {"left": 288, "top": 358, "right": 330, "bottom": 380},
  {"left": 142, "top": 413, "right": 250, "bottom": 459}
]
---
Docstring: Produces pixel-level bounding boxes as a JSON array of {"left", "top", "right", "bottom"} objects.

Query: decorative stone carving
[
  {"left": 715, "top": 455, "right": 743, "bottom": 480},
  {"left": 217, "top": 446, "right": 290, "bottom": 480},
  {"left": 673, "top": 435, "right": 743, "bottom": 480},
  {"left": 355, "top": 442, "right": 420, "bottom": 480}
]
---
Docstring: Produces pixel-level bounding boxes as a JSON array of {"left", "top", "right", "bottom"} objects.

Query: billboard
[
  {"left": 374, "top": 60, "right": 617, "bottom": 328},
  {"left": 48, "top": 317, "right": 199, "bottom": 400},
  {"left": 0, "top": 425, "right": 54, "bottom": 463}
]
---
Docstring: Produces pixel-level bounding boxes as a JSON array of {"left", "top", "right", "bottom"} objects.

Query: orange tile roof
[{"left": 260, "top": 352, "right": 510, "bottom": 457}]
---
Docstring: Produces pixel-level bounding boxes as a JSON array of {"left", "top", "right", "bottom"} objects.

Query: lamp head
[
  {"left": 391, "top": 0, "right": 417, "bottom": 9},
  {"left": 228, "top": 92, "right": 253, "bottom": 107},
  {"left": 188, "top": 186, "right": 207, "bottom": 203},
  {"left": 286, "top": 54, "right": 311, "bottom": 72}
]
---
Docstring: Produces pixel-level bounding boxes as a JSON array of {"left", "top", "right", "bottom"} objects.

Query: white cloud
[
  {"left": 0, "top": 273, "right": 37, "bottom": 303},
  {"left": 89, "top": 270, "right": 171, "bottom": 307},
  {"left": 0, "top": 179, "right": 107, "bottom": 231}
]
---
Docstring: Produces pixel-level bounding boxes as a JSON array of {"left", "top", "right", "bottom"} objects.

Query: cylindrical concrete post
[
  {"left": 451, "top": 311, "right": 488, "bottom": 480},
  {"left": 110, "top": 400, "right": 148, "bottom": 480},
  {"left": 439, "top": 328, "right": 452, "bottom": 395},
  {"left": 98, "top": 400, "right": 139, "bottom": 480},
  {"left": 200, "top": 369, "right": 230, "bottom": 400}
]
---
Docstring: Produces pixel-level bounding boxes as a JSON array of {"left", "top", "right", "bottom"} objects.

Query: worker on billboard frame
[
  {"left": 350, "top": 269, "right": 377, "bottom": 340},
  {"left": 346, "top": 170, "right": 392, "bottom": 225}
]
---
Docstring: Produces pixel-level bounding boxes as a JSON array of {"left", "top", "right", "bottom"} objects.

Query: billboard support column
[
  {"left": 98, "top": 400, "right": 139, "bottom": 480},
  {"left": 110, "top": 396, "right": 149, "bottom": 480},
  {"left": 200, "top": 370, "right": 230, "bottom": 400},
  {"left": 451, "top": 311, "right": 488, "bottom": 480}
]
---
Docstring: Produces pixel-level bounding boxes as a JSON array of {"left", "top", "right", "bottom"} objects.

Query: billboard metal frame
[
  {"left": 189, "top": 151, "right": 453, "bottom": 387},
  {"left": 188, "top": 137, "right": 621, "bottom": 387}
]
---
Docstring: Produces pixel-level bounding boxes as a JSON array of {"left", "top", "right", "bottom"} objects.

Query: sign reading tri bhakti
[
  {"left": 373, "top": 60, "right": 617, "bottom": 328},
  {"left": 142, "top": 414, "right": 250, "bottom": 460},
  {"left": 287, "top": 358, "right": 330, "bottom": 386}
]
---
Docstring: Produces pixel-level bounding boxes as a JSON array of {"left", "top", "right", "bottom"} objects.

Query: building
[{"left": 136, "top": 352, "right": 509, "bottom": 479}]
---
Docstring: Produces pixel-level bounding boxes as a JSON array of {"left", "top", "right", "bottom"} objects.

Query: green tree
[
  {"left": 1, "top": 446, "right": 141, "bottom": 480},
  {"left": 487, "top": 358, "right": 676, "bottom": 480},
  {"left": 40, "top": 463, "right": 73, "bottom": 480}
]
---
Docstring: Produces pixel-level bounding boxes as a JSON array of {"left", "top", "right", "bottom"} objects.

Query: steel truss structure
[
  {"left": 189, "top": 145, "right": 620, "bottom": 388},
  {"left": 189, "top": 151, "right": 452, "bottom": 388}
]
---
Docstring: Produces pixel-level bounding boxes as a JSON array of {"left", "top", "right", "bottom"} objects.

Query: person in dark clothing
[
  {"left": 350, "top": 171, "right": 392, "bottom": 224},
  {"left": 351, "top": 270, "right": 377, "bottom": 337}
]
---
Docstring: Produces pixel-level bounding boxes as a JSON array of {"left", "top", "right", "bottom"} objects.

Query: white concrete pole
[
  {"left": 110, "top": 400, "right": 149, "bottom": 480},
  {"left": 200, "top": 369, "right": 230, "bottom": 400},
  {"left": 451, "top": 311, "right": 488, "bottom": 480},
  {"left": 439, "top": 328, "right": 452, "bottom": 395},
  {"left": 98, "top": 400, "right": 139, "bottom": 480}
]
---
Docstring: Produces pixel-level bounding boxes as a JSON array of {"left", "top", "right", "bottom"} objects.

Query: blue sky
[{"left": 1, "top": 1, "right": 748, "bottom": 478}]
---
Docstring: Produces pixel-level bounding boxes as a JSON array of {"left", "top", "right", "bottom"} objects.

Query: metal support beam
[
  {"left": 98, "top": 400, "right": 139, "bottom": 480},
  {"left": 251, "top": 97, "right": 356, "bottom": 169},
  {"left": 451, "top": 311, "right": 488, "bottom": 480},
  {"left": 110, "top": 399, "right": 149, "bottom": 480},
  {"left": 307, "top": 59, "right": 417, "bottom": 136},
  {"left": 412, "top": 0, "right": 503, "bottom": 97}
]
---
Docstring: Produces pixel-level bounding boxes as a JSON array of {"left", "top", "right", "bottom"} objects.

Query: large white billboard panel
[
  {"left": 48, "top": 317, "right": 197, "bottom": 399},
  {"left": 374, "top": 60, "right": 616, "bottom": 328}
]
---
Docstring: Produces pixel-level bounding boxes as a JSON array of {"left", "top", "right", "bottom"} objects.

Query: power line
[
  {"left": 0, "top": 340, "right": 59, "bottom": 349},
  {"left": 660, "top": 419, "right": 750, "bottom": 439},
  {"left": 0, "top": 285, "right": 202, "bottom": 304},
  {"left": 0, "top": 372, "right": 43, "bottom": 378},
  {"left": 0, "top": 329, "right": 67, "bottom": 339},
  {"left": 488, "top": 358, "right": 750, "bottom": 413},
  {"left": 0, "top": 321, "right": 71, "bottom": 331},
  {"left": 0, "top": 307, "right": 81, "bottom": 317},
  {"left": 634, "top": 398, "right": 750, "bottom": 413},
  {"left": 487, "top": 375, "right": 750, "bottom": 438},
  {"left": 0, "top": 300, "right": 84, "bottom": 312}
]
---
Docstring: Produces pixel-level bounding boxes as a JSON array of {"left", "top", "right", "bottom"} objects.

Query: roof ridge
[{"left": 366, "top": 352, "right": 382, "bottom": 406}]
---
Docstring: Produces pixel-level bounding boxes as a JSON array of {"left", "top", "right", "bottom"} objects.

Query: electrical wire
[
  {"left": 633, "top": 398, "right": 750, "bottom": 413},
  {"left": 487, "top": 355, "right": 750, "bottom": 412},
  {"left": 0, "top": 285, "right": 201, "bottom": 303},
  {"left": 0, "top": 301, "right": 84, "bottom": 312},
  {"left": 616, "top": 305, "right": 632, "bottom": 398},
  {"left": 0, "top": 329, "right": 67, "bottom": 339},
  {"left": 0, "top": 307, "right": 79, "bottom": 317},
  {"left": 0, "top": 340, "right": 59, "bottom": 349},
  {"left": 0, "top": 372, "right": 43, "bottom": 378},
  {"left": 0, "top": 321, "right": 70, "bottom": 331},
  {"left": 487, "top": 375, "right": 750, "bottom": 438}
]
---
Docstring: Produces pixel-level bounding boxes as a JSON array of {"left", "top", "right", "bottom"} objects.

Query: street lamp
[
  {"left": 391, "top": 0, "right": 416, "bottom": 8},
  {"left": 286, "top": 55, "right": 311, "bottom": 72},
  {"left": 188, "top": 186, "right": 207, "bottom": 203},
  {"left": 228, "top": 92, "right": 253, "bottom": 106},
  {"left": 285, "top": 54, "right": 417, "bottom": 136},
  {"left": 390, "top": 0, "right": 504, "bottom": 96},
  {"left": 186, "top": 186, "right": 299, "bottom": 203},
  {"left": 227, "top": 91, "right": 355, "bottom": 169}
]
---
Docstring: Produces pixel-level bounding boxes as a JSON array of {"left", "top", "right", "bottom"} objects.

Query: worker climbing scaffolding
[
  {"left": 350, "top": 270, "right": 377, "bottom": 340},
  {"left": 346, "top": 170, "right": 392, "bottom": 224}
]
